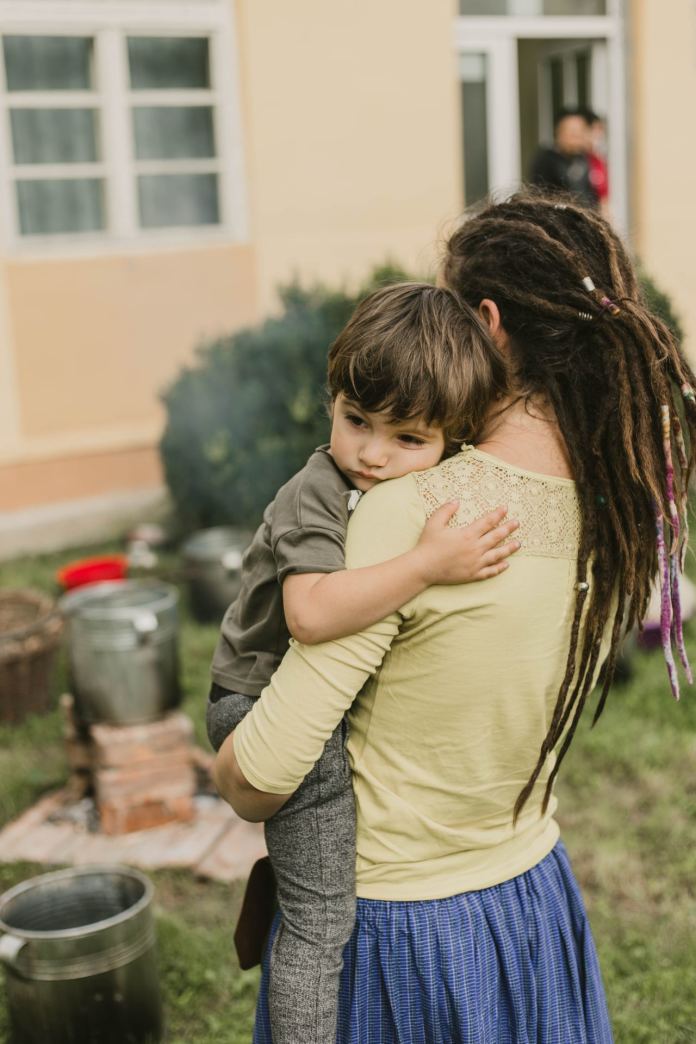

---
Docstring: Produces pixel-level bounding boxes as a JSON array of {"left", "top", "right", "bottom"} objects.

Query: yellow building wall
[
  {"left": 0, "top": 244, "right": 258, "bottom": 510},
  {"left": 237, "top": 0, "right": 463, "bottom": 307},
  {"left": 3, "top": 0, "right": 464, "bottom": 517},
  {"left": 631, "top": 0, "right": 696, "bottom": 354}
]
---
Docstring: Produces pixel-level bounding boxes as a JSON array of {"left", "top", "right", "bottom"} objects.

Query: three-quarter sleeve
[{"left": 233, "top": 474, "right": 426, "bottom": 793}]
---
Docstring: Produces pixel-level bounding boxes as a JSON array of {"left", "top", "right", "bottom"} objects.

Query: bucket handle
[
  {"left": 0, "top": 933, "right": 27, "bottom": 970},
  {"left": 133, "top": 611, "right": 159, "bottom": 642},
  {"left": 221, "top": 549, "right": 243, "bottom": 573}
]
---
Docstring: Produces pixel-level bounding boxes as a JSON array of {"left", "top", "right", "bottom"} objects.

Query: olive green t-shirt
[{"left": 211, "top": 447, "right": 353, "bottom": 697}]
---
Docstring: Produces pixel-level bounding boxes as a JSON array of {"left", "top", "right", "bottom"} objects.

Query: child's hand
[{"left": 416, "top": 502, "right": 520, "bottom": 585}]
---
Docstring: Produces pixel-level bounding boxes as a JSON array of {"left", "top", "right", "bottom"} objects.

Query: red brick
[
  {"left": 91, "top": 712, "right": 194, "bottom": 768},
  {"left": 95, "top": 759, "right": 195, "bottom": 802},
  {"left": 100, "top": 795, "right": 194, "bottom": 835}
]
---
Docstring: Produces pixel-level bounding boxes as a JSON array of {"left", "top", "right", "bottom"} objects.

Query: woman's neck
[{"left": 475, "top": 393, "right": 574, "bottom": 480}]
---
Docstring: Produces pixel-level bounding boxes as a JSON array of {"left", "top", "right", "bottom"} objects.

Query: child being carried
[{"left": 207, "top": 282, "right": 520, "bottom": 1044}]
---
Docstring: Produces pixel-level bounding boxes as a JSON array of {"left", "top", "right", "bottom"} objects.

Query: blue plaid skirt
[{"left": 253, "top": 840, "right": 613, "bottom": 1043}]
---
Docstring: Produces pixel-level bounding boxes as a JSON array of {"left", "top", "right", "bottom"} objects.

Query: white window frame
[
  {"left": 0, "top": 1, "right": 248, "bottom": 255},
  {"left": 455, "top": 0, "right": 628, "bottom": 233}
]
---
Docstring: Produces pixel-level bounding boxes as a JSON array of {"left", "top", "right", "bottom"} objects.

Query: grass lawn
[{"left": 1, "top": 544, "right": 696, "bottom": 1042}]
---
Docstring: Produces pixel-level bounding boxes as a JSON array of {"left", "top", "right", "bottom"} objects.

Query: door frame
[{"left": 454, "top": 2, "right": 627, "bottom": 231}]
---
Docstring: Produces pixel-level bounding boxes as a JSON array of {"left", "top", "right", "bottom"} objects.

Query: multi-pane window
[
  {"left": 0, "top": 28, "right": 236, "bottom": 241},
  {"left": 4, "top": 35, "right": 105, "bottom": 235},
  {"left": 128, "top": 36, "right": 220, "bottom": 229}
]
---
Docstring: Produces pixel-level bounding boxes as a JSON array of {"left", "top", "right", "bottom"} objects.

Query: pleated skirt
[{"left": 253, "top": 840, "right": 613, "bottom": 1044}]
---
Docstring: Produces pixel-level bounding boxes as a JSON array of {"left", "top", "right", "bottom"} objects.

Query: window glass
[
  {"left": 576, "top": 52, "right": 590, "bottom": 108},
  {"left": 128, "top": 37, "right": 210, "bottom": 90},
  {"left": 138, "top": 173, "right": 219, "bottom": 228},
  {"left": 460, "top": 54, "right": 489, "bottom": 206},
  {"left": 3, "top": 36, "right": 93, "bottom": 91},
  {"left": 10, "top": 109, "right": 99, "bottom": 165},
  {"left": 16, "top": 179, "right": 104, "bottom": 235},
  {"left": 132, "top": 107, "right": 215, "bottom": 160},
  {"left": 459, "top": 1, "right": 605, "bottom": 12}
]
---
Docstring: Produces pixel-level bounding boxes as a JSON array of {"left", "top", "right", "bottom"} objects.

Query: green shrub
[
  {"left": 639, "top": 269, "right": 684, "bottom": 342},
  {"left": 160, "top": 265, "right": 410, "bottom": 531}
]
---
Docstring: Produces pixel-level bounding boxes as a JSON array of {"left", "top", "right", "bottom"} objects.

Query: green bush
[
  {"left": 160, "top": 265, "right": 410, "bottom": 532},
  {"left": 639, "top": 269, "right": 684, "bottom": 342}
]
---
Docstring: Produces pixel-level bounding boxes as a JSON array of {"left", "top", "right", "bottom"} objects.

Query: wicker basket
[{"left": 0, "top": 589, "right": 64, "bottom": 724}]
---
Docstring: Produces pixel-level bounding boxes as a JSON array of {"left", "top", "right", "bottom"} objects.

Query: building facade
[{"left": 0, "top": 0, "right": 693, "bottom": 551}]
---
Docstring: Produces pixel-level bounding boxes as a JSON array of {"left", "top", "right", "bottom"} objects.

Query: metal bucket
[
  {"left": 181, "top": 526, "right": 252, "bottom": 621},
  {"left": 0, "top": 865, "right": 163, "bottom": 1044},
  {"left": 60, "top": 580, "right": 181, "bottom": 725}
]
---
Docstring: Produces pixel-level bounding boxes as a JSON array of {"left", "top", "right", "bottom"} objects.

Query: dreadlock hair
[{"left": 443, "top": 190, "right": 696, "bottom": 821}]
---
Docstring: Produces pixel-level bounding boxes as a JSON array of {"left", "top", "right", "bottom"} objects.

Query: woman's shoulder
[{"left": 414, "top": 446, "right": 581, "bottom": 559}]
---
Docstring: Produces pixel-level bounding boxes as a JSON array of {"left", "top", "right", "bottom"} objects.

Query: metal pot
[
  {"left": 60, "top": 580, "right": 180, "bottom": 725},
  {"left": 181, "top": 526, "right": 252, "bottom": 621},
  {"left": 0, "top": 865, "right": 163, "bottom": 1044}
]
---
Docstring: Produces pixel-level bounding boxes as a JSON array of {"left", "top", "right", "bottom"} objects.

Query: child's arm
[{"left": 282, "top": 501, "right": 519, "bottom": 644}]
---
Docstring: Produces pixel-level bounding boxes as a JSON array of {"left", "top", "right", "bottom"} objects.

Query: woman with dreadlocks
[{"left": 214, "top": 193, "right": 694, "bottom": 1043}]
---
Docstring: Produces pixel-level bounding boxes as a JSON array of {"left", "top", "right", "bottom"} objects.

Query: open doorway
[
  {"left": 456, "top": 7, "right": 626, "bottom": 227},
  {"left": 518, "top": 38, "right": 609, "bottom": 185}
]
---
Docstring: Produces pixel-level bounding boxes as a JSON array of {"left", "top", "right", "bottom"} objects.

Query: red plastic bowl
[{"left": 57, "top": 554, "right": 128, "bottom": 590}]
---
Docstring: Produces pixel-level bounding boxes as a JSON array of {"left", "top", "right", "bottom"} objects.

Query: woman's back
[{"left": 346, "top": 445, "right": 587, "bottom": 899}]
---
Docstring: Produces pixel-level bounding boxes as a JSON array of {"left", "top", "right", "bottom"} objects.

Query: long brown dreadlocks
[{"left": 443, "top": 191, "right": 696, "bottom": 821}]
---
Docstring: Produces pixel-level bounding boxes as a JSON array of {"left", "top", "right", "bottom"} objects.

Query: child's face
[{"left": 330, "top": 393, "right": 445, "bottom": 492}]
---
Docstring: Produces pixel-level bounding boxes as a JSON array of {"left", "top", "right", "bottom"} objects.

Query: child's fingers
[
  {"left": 467, "top": 506, "right": 508, "bottom": 536},
  {"left": 482, "top": 539, "right": 520, "bottom": 564},
  {"left": 478, "top": 519, "right": 520, "bottom": 549},
  {"left": 427, "top": 500, "right": 460, "bottom": 527},
  {"left": 473, "top": 560, "right": 511, "bottom": 579}
]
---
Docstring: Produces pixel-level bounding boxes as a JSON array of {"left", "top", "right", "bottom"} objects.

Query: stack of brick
[{"left": 61, "top": 696, "right": 197, "bottom": 835}]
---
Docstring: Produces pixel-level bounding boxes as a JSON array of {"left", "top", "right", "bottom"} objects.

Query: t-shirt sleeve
[
  {"left": 233, "top": 474, "right": 426, "bottom": 793},
  {"left": 271, "top": 458, "right": 349, "bottom": 582}
]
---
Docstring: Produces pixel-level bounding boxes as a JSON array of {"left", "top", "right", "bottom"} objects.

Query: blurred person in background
[
  {"left": 530, "top": 107, "right": 599, "bottom": 209},
  {"left": 584, "top": 108, "right": 610, "bottom": 216}
]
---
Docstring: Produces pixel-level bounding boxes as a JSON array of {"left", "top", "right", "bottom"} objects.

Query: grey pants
[{"left": 207, "top": 683, "right": 356, "bottom": 1044}]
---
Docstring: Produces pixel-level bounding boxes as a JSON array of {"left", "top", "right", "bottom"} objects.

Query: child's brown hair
[{"left": 327, "top": 282, "right": 507, "bottom": 454}]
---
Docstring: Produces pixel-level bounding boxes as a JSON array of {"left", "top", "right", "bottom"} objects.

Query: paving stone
[
  {"left": 0, "top": 789, "right": 68, "bottom": 859},
  {"left": 0, "top": 790, "right": 260, "bottom": 883},
  {"left": 194, "top": 817, "right": 267, "bottom": 882},
  {"left": 4, "top": 822, "right": 77, "bottom": 865}
]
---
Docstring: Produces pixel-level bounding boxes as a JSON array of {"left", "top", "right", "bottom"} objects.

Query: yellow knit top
[{"left": 234, "top": 446, "right": 589, "bottom": 900}]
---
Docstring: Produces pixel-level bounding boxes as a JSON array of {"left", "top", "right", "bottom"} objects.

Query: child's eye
[
  {"left": 345, "top": 413, "right": 367, "bottom": 428},
  {"left": 399, "top": 434, "right": 426, "bottom": 447}
]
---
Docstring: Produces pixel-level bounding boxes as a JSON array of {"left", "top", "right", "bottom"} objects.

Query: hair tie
[
  {"left": 599, "top": 295, "right": 621, "bottom": 317},
  {"left": 580, "top": 275, "right": 620, "bottom": 317}
]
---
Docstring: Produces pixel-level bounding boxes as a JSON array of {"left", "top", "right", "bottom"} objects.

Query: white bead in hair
[
  {"left": 582, "top": 276, "right": 596, "bottom": 292},
  {"left": 578, "top": 311, "right": 593, "bottom": 321}
]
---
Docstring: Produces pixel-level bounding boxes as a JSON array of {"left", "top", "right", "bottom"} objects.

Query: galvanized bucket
[
  {"left": 60, "top": 580, "right": 181, "bottom": 725},
  {"left": 0, "top": 865, "right": 163, "bottom": 1044},
  {"left": 181, "top": 526, "right": 252, "bottom": 621}
]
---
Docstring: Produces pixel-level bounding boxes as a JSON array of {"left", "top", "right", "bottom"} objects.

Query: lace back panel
[{"left": 414, "top": 446, "right": 581, "bottom": 560}]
